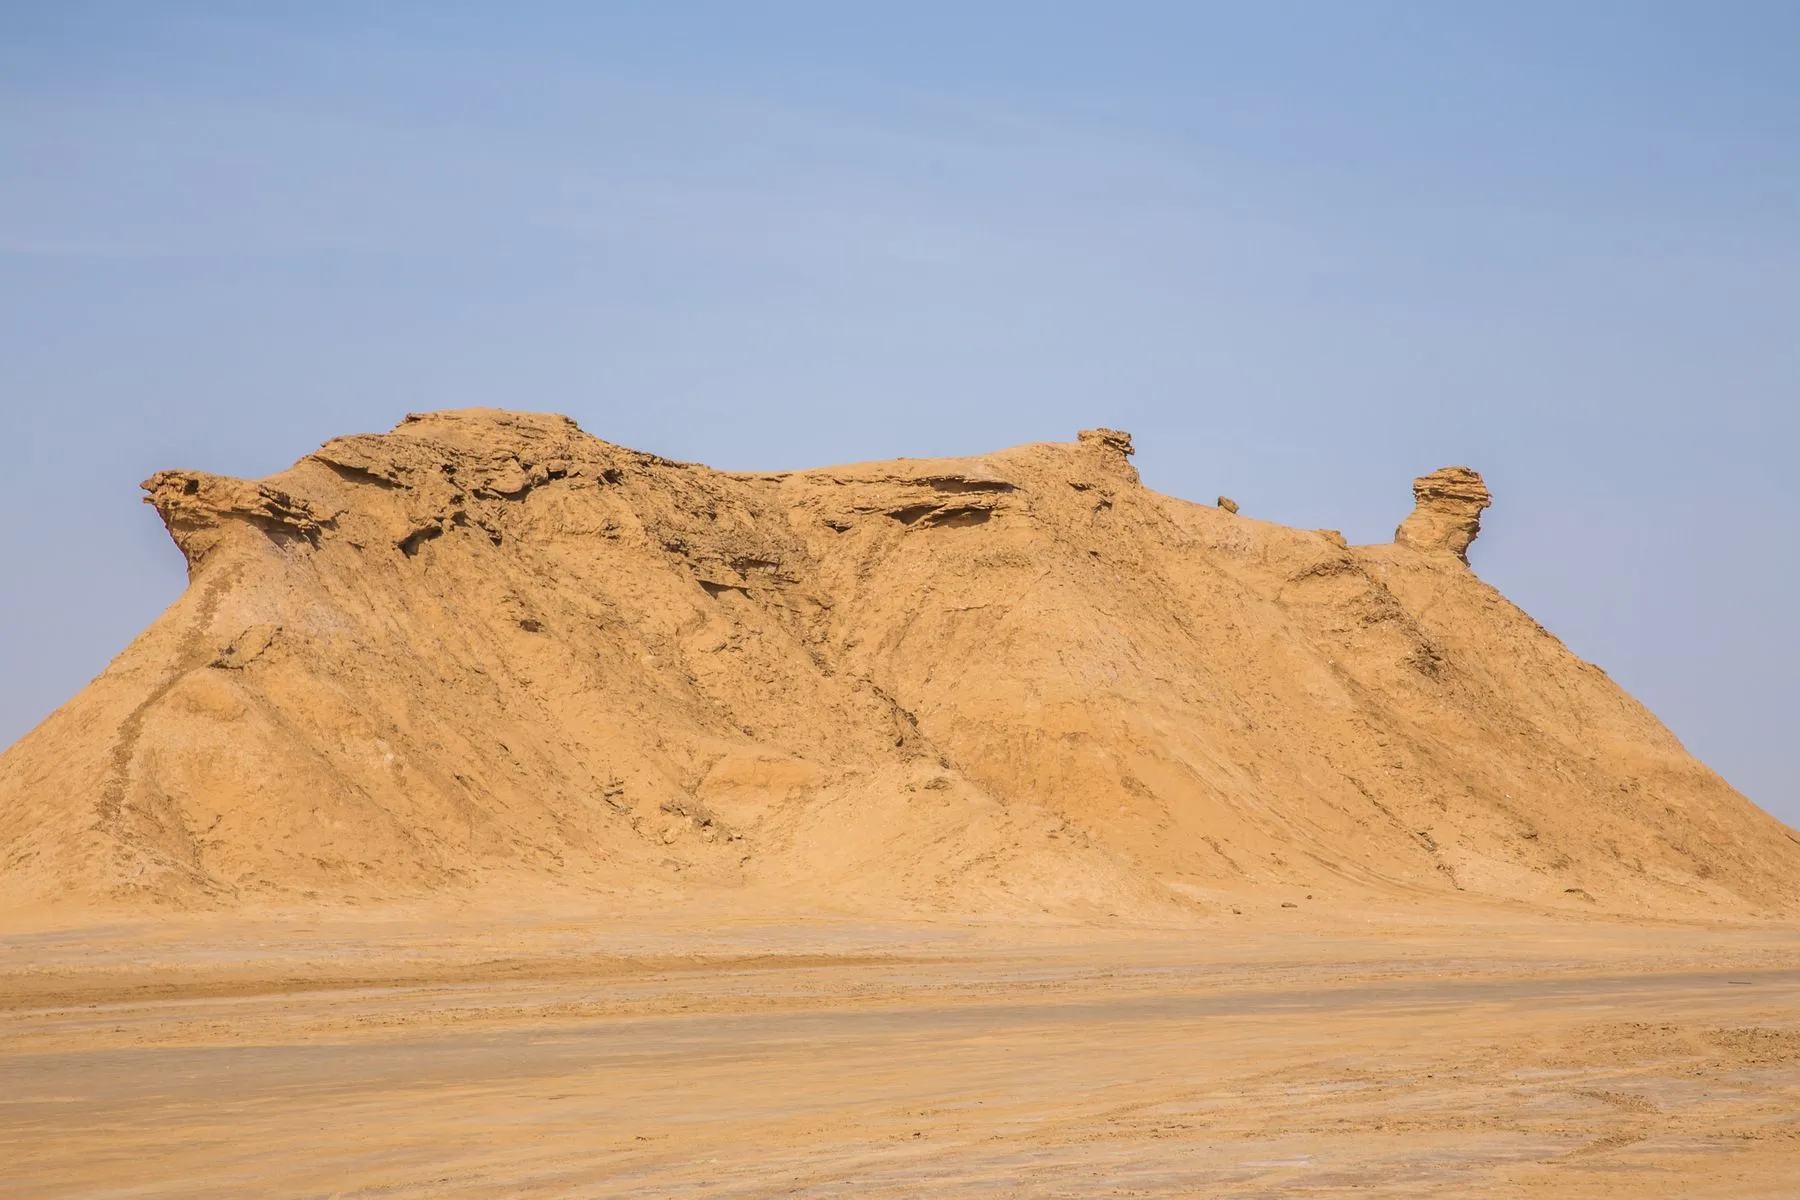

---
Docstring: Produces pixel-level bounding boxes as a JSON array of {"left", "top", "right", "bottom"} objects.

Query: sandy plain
[{"left": 4, "top": 903, "right": 1798, "bottom": 1198}]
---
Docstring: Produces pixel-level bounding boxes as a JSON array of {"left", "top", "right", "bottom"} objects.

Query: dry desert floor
[{"left": 4, "top": 903, "right": 1798, "bottom": 1197}]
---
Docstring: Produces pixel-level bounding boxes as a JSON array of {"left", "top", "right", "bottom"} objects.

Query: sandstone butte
[{"left": 2, "top": 408, "right": 1796, "bottom": 923}]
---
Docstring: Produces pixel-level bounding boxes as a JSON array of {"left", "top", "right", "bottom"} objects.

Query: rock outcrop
[
  {"left": 142, "top": 470, "right": 323, "bottom": 568},
  {"left": 1, "top": 413, "right": 1793, "bottom": 920},
  {"left": 1395, "top": 466, "right": 1492, "bottom": 563},
  {"left": 1077, "top": 427, "right": 1135, "bottom": 457}
]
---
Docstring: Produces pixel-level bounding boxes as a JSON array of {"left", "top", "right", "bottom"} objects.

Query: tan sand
[{"left": 3, "top": 905, "right": 1798, "bottom": 1197}]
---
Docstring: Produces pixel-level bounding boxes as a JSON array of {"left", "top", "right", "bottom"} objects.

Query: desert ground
[{"left": 5, "top": 902, "right": 1798, "bottom": 1198}]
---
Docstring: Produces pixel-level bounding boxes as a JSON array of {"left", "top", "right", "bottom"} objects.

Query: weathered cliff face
[{"left": 2, "top": 410, "right": 1794, "bottom": 920}]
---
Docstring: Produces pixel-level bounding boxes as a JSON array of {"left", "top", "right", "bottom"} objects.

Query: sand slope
[{"left": 2, "top": 409, "right": 1794, "bottom": 917}]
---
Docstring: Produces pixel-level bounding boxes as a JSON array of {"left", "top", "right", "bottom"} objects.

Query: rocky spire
[{"left": 1394, "top": 466, "right": 1490, "bottom": 564}]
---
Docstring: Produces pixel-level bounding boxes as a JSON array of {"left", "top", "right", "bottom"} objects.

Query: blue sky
[{"left": 2, "top": 2, "right": 1796, "bottom": 824}]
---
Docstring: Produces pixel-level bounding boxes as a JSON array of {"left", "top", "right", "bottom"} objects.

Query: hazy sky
[{"left": 3, "top": 3, "right": 1795, "bottom": 825}]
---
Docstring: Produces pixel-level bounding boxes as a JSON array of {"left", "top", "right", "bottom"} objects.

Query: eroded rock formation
[
  {"left": 2, "top": 413, "right": 1793, "bottom": 920},
  {"left": 1395, "top": 466, "right": 1492, "bottom": 563},
  {"left": 142, "top": 470, "right": 323, "bottom": 567}
]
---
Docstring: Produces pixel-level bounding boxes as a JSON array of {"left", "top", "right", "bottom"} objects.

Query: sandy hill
[{"left": 2, "top": 410, "right": 1795, "bottom": 920}]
